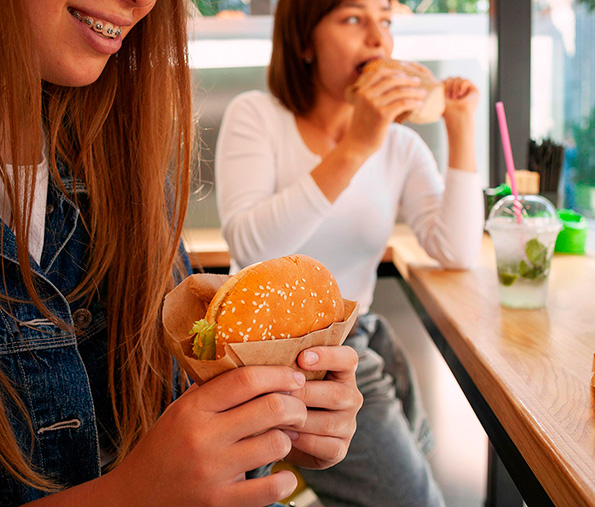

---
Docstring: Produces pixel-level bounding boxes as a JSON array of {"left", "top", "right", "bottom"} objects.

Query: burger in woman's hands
[{"left": 191, "top": 255, "right": 345, "bottom": 360}]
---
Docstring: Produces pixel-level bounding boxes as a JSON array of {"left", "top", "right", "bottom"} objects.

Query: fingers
[
  {"left": 187, "top": 366, "right": 306, "bottom": 413},
  {"left": 287, "top": 433, "right": 348, "bottom": 469},
  {"left": 297, "top": 345, "right": 359, "bottom": 382},
  {"left": 219, "top": 392, "right": 307, "bottom": 443},
  {"left": 214, "top": 470, "right": 298, "bottom": 507},
  {"left": 444, "top": 77, "right": 478, "bottom": 100}
]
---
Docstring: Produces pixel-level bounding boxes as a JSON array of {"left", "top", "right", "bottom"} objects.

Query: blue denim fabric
[
  {"left": 0, "top": 161, "right": 105, "bottom": 504},
  {"left": 0, "top": 160, "right": 197, "bottom": 504}
]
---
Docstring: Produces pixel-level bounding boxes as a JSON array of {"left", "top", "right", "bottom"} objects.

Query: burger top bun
[
  {"left": 347, "top": 59, "right": 445, "bottom": 124},
  {"left": 206, "top": 255, "right": 345, "bottom": 359}
]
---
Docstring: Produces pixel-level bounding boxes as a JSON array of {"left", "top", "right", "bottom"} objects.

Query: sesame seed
[
  {"left": 316, "top": 266, "right": 320, "bottom": 270},
  {"left": 241, "top": 300, "right": 246, "bottom": 304},
  {"left": 242, "top": 288, "right": 248, "bottom": 292},
  {"left": 253, "top": 319, "right": 257, "bottom": 324},
  {"left": 239, "top": 332, "right": 244, "bottom": 337},
  {"left": 232, "top": 307, "right": 236, "bottom": 313},
  {"left": 255, "top": 309, "right": 260, "bottom": 313},
  {"left": 237, "top": 321, "right": 242, "bottom": 325}
]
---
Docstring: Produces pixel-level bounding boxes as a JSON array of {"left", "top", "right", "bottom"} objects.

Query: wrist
[{"left": 443, "top": 110, "right": 475, "bottom": 131}]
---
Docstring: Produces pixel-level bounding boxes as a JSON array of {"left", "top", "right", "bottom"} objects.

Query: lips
[
  {"left": 67, "top": 7, "right": 122, "bottom": 39},
  {"left": 355, "top": 58, "right": 381, "bottom": 75}
]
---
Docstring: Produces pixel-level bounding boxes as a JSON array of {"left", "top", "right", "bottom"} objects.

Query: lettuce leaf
[{"left": 189, "top": 319, "right": 217, "bottom": 360}]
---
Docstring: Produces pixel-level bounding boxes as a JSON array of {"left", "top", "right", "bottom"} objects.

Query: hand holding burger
[{"left": 346, "top": 58, "right": 445, "bottom": 124}]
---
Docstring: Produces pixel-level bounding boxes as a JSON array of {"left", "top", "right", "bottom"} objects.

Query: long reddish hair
[{"left": 0, "top": 0, "right": 193, "bottom": 490}]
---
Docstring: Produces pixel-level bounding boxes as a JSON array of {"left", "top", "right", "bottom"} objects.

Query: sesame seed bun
[
  {"left": 347, "top": 59, "right": 445, "bottom": 124},
  {"left": 205, "top": 255, "right": 345, "bottom": 359}
]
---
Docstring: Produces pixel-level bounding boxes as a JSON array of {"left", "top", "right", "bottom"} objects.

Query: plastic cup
[{"left": 486, "top": 195, "right": 562, "bottom": 309}]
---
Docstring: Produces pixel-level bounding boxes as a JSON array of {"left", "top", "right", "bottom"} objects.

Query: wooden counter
[{"left": 389, "top": 224, "right": 595, "bottom": 507}]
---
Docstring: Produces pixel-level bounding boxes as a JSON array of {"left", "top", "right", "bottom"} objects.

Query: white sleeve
[
  {"left": 399, "top": 135, "right": 484, "bottom": 270},
  {"left": 215, "top": 94, "right": 332, "bottom": 267}
]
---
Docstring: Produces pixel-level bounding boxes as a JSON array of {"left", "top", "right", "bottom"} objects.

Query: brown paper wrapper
[{"left": 163, "top": 273, "right": 359, "bottom": 385}]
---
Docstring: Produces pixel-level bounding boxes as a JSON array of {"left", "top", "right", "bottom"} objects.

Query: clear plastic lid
[{"left": 486, "top": 194, "right": 561, "bottom": 232}]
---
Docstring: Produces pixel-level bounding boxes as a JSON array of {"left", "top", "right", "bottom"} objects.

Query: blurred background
[{"left": 183, "top": 1, "right": 595, "bottom": 505}]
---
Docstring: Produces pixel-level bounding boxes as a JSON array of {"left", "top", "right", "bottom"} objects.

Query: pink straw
[{"left": 495, "top": 102, "right": 522, "bottom": 224}]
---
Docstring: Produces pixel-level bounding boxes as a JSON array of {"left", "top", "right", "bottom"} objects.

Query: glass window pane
[{"left": 531, "top": 0, "right": 595, "bottom": 215}]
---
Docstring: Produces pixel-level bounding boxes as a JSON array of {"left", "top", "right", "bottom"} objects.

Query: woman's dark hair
[{"left": 268, "top": 0, "right": 343, "bottom": 115}]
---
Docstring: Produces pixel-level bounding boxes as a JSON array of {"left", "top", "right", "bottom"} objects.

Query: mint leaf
[
  {"left": 189, "top": 319, "right": 217, "bottom": 360},
  {"left": 525, "top": 238, "right": 547, "bottom": 270},
  {"left": 517, "top": 239, "right": 550, "bottom": 280}
]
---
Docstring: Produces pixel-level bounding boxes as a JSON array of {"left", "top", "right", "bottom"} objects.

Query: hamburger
[
  {"left": 347, "top": 59, "right": 445, "bottom": 124},
  {"left": 190, "top": 255, "right": 345, "bottom": 360}
]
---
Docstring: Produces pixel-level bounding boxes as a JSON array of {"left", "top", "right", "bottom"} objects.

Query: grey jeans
[{"left": 299, "top": 313, "right": 445, "bottom": 507}]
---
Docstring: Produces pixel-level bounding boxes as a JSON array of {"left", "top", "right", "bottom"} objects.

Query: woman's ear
[{"left": 302, "top": 48, "right": 314, "bottom": 65}]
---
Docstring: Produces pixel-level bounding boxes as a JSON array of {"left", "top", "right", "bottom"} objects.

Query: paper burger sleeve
[{"left": 163, "top": 273, "right": 359, "bottom": 385}]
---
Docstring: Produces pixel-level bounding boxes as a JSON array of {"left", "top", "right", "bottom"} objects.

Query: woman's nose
[{"left": 366, "top": 21, "right": 384, "bottom": 47}]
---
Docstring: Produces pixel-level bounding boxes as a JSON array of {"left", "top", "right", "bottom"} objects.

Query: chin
[{"left": 42, "top": 62, "right": 110, "bottom": 88}]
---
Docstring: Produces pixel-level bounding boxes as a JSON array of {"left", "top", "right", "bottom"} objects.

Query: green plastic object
[
  {"left": 554, "top": 209, "right": 587, "bottom": 254},
  {"left": 484, "top": 184, "right": 512, "bottom": 219}
]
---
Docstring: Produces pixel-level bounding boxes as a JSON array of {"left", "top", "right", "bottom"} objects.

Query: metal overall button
[{"left": 72, "top": 308, "right": 92, "bottom": 330}]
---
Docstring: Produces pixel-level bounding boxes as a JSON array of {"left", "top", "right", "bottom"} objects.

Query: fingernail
[
  {"left": 304, "top": 351, "right": 319, "bottom": 365},
  {"left": 294, "top": 371, "right": 306, "bottom": 385},
  {"left": 284, "top": 430, "right": 300, "bottom": 441}
]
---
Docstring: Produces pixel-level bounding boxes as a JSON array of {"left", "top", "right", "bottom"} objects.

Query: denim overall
[{"left": 0, "top": 161, "right": 116, "bottom": 504}]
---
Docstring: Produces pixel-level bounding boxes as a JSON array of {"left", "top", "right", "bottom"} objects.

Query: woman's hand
[
  {"left": 284, "top": 345, "right": 362, "bottom": 470},
  {"left": 442, "top": 77, "right": 479, "bottom": 124},
  {"left": 442, "top": 77, "right": 479, "bottom": 173},
  {"left": 343, "top": 67, "right": 428, "bottom": 157},
  {"left": 101, "top": 366, "right": 308, "bottom": 507}
]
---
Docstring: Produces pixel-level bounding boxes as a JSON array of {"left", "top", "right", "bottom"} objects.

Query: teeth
[
  {"left": 102, "top": 22, "right": 114, "bottom": 37},
  {"left": 69, "top": 8, "right": 122, "bottom": 39}
]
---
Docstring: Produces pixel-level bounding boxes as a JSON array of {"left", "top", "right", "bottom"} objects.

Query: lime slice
[{"left": 499, "top": 272, "right": 518, "bottom": 286}]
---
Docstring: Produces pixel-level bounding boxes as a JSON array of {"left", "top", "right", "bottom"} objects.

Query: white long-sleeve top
[{"left": 215, "top": 91, "right": 484, "bottom": 314}]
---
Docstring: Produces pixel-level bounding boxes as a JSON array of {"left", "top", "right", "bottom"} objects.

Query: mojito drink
[{"left": 486, "top": 195, "right": 561, "bottom": 309}]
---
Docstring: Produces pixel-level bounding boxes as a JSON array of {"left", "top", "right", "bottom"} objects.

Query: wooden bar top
[{"left": 388, "top": 224, "right": 595, "bottom": 507}]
